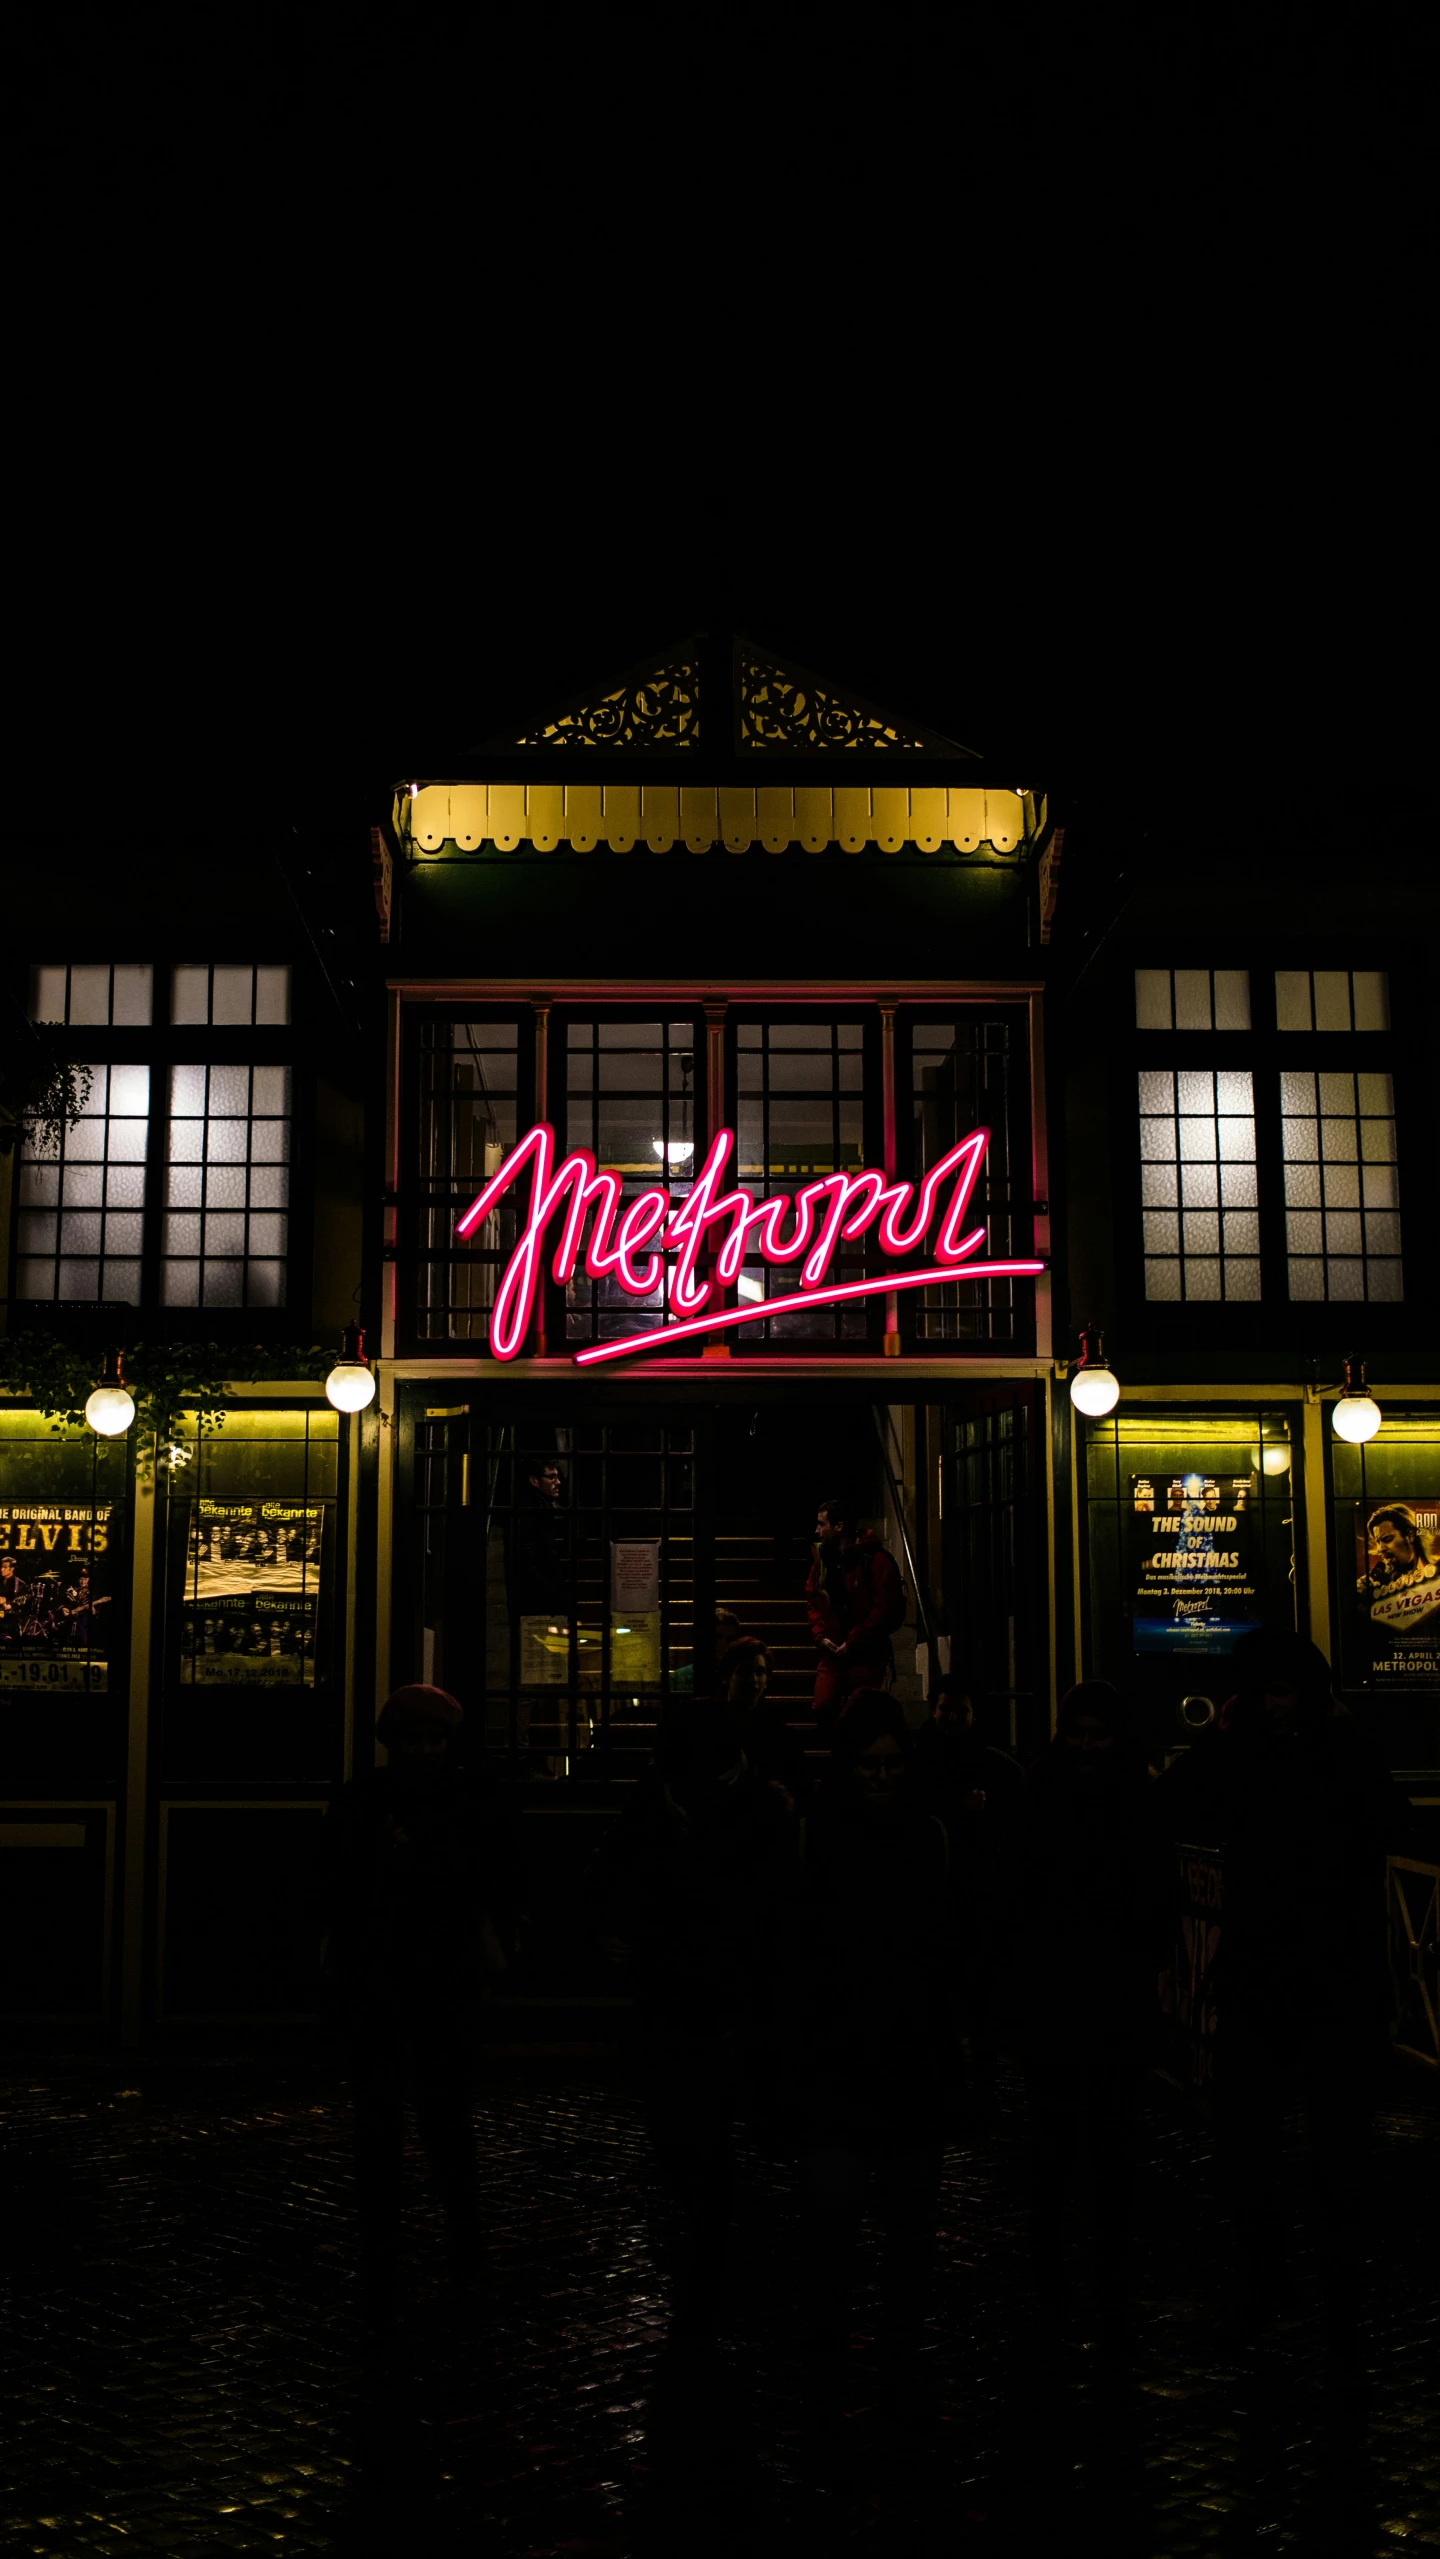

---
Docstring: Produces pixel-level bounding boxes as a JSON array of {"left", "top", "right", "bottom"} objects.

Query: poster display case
[
  {"left": 1083, "top": 1408, "right": 1299, "bottom": 1763},
  {"left": 0, "top": 1408, "right": 128, "bottom": 1786},
  {"left": 1330, "top": 1411, "right": 1440, "bottom": 1777}
]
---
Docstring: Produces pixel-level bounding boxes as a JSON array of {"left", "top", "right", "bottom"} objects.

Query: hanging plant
[{"left": 0, "top": 1333, "right": 335, "bottom": 1472}]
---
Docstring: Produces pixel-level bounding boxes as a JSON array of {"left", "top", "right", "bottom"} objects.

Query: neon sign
[{"left": 455, "top": 1124, "right": 1044, "bottom": 1364}]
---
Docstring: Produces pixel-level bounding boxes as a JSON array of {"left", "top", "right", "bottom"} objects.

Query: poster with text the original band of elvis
[
  {"left": 0, "top": 1505, "right": 114, "bottom": 1691},
  {"left": 1130, "top": 1472, "right": 1263, "bottom": 1656},
  {"left": 1353, "top": 1500, "right": 1440, "bottom": 1686},
  {"left": 180, "top": 1498, "right": 324, "bottom": 1684}
]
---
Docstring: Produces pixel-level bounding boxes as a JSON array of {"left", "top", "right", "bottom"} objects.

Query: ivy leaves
[{"left": 0, "top": 1333, "right": 333, "bottom": 1469}]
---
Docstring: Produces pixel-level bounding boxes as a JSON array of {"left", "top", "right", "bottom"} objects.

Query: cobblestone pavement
[{"left": 0, "top": 2047, "right": 1436, "bottom": 2558}]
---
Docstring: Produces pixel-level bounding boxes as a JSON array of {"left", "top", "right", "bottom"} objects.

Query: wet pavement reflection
[{"left": 1, "top": 2055, "right": 1435, "bottom": 2555}]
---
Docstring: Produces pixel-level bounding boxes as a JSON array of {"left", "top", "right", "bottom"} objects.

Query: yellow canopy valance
[{"left": 400, "top": 781, "right": 1043, "bottom": 858}]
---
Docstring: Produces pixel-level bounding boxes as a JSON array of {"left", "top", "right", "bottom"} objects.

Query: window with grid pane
[
  {"left": 17, "top": 1064, "right": 150, "bottom": 1303},
  {"left": 1274, "top": 970, "right": 1389, "bottom": 1033},
  {"left": 734, "top": 1020, "right": 867, "bottom": 1340},
  {"left": 1281, "top": 1070, "right": 1402, "bottom": 1302},
  {"left": 28, "top": 963, "right": 153, "bottom": 1027},
  {"left": 563, "top": 1021, "right": 696, "bottom": 1344},
  {"left": 910, "top": 1018, "right": 1018, "bottom": 1342},
  {"left": 1139, "top": 1069, "right": 1260, "bottom": 1302},
  {"left": 163, "top": 1064, "right": 290, "bottom": 1307},
  {"left": 1134, "top": 969, "right": 1251, "bottom": 1031},
  {"left": 171, "top": 964, "right": 290, "bottom": 1026},
  {"left": 418, "top": 1019, "right": 522, "bottom": 1343}
]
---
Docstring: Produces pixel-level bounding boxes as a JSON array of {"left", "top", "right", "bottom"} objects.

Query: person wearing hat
[
  {"left": 1156, "top": 1627, "right": 1413, "bottom": 2370},
  {"left": 321, "top": 1683, "right": 521, "bottom": 2321}
]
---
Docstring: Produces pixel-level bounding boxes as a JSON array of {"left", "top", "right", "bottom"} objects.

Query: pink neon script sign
[{"left": 455, "top": 1124, "right": 1044, "bottom": 1361}]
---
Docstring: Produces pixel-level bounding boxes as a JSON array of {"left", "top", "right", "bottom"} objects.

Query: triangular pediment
[
  {"left": 508, "top": 643, "right": 700, "bottom": 751},
  {"left": 735, "top": 641, "right": 978, "bottom": 759},
  {"left": 488, "top": 630, "right": 980, "bottom": 762}
]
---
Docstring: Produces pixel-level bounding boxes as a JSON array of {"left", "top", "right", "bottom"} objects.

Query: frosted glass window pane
[
  {"left": 1275, "top": 972, "right": 1311, "bottom": 1032},
  {"left": 1323, "top": 1164, "right": 1360, "bottom": 1207},
  {"left": 30, "top": 965, "right": 67, "bottom": 1021},
  {"left": 1312, "top": 972, "right": 1351, "bottom": 1031},
  {"left": 59, "top": 1262, "right": 101, "bottom": 1300},
  {"left": 250, "top": 1123, "right": 290, "bottom": 1162},
  {"left": 1142, "top": 1165, "right": 1179, "bottom": 1205},
  {"left": 1134, "top": 970, "right": 1171, "bottom": 1029},
  {"left": 250, "top": 1167, "right": 287, "bottom": 1207},
  {"left": 1143, "top": 1212, "right": 1179, "bottom": 1253},
  {"left": 61, "top": 1167, "right": 103, "bottom": 1207},
  {"left": 248, "top": 1214, "right": 285, "bottom": 1256},
  {"left": 1220, "top": 1164, "right": 1258, "bottom": 1205},
  {"left": 1187, "top": 1260, "right": 1221, "bottom": 1300},
  {"left": 168, "top": 1167, "right": 202, "bottom": 1207},
  {"left": 1324, "top": 1212, "right": 1362, "bottom": 1256},
  {"left": 1288, "top": 1261, "right": 1324, "bottom": 1300},
  {"left": 101, "top": 1262, "right": 141, "bottom": 1303},
  {"left": 246, "top": 1262, "right": 285, "bottom": 1307},
  {"left": 1223, "top": 1211, "right": 1260, "bottom": 1255},
  {"left": 1288, "top": 1211, "right": 1322, "bottom": 1253},
  {"left": 1137, "top": 1070, "right": 1173, "bottom": 1112},
  {"left": 1350, "top": 971, "right": 1389, "bottom": 1032},
  {"left": 108, "top": 1063, "right": 150, "bottom": 1115},
  {"left": 205, "top": 1122, "right": 249, "bottom": 1165},
  {"left": 205, "top": 1166, "right": 246, "bottom": 1207},
  {"left": 1318, "top": 1070, "right": 1354, "bottom": 1114},
  {"left": 105, "top": 1213, "right": 144, "bottom": 1255},
  {"left": 204, "top": 1213, "right": 246, "bottom": 1255},
  {"left": 1360, "top": 1119, "right": 1396, "bottom": 1163},
  {"left": 211, "top": 968, "right": 253, "bottom": 1026},
  {"left": 68, "top": 1122, "right": 104, "bottom": 1161},
  {"left": 1280, "top": 1071, "right": 1314, "bottom": 1114},
  {"left": 1179, "top": 1120, "right": 1218, "bottom": 1160},
  {"left": 1329, "top": 1260, "right": 1364, "bottom": 1301},
  {"left": 1180, "top": 1164, "right": 1218, "bottom": 1206},
  {"left": 1176, "top": 1070, "right": 1213, "bottom": 1114},
  {"left": 171, "top": 1064, "right": 207, "bottom": 1116},
  {"left": 172, "top": 966, "right": 210, "bottom": 1024},
  {"left": 112, "top": 966, "right": 153, "bottom": 1025},
  {"left": 209, "top": 1064, "right": 250, "bottom": 1113},
  {"left": 1365, "top": 1212, "right": 1401, "bottom": 1256},
  {"left": 162, "top": 1262, "right": 200, "bottom": 1306},
  {"left": 1225, "top": 1259, "right": 1262, "bottom": 1300},
  {"left": 1321, "top": 1120, "right": 1357, "bottom": 1163},
  {"left": 18, "top": 1213, "right": 57, "bottom": 1252},
  {"left": 17, "top": 1263, "right": 51, "bottom": 1298},
  {"left": 254, "top": 966, "right": 290, "bottom": 1024},
  {"left": 1183, "top": 1211, "right": 1220, "bottom": 1254},
  {"left": 1367, "top": 1261, "right": 1403, "bottom": 1302},
  {"left": 251, "top": 1066, "right": 288, "bottom": 1114},
  {"left": 1212, "top": 970, "right": 1250, "bottom": 1030},
  {"left": 165, "top": 1214, "right": 201, "bottom": 1254},
  {"left": 1173, "top": 970, "right": 1212, "bottom": 1031},
  {"left": 202, "top": 1263, "right": 244, "bottom": 1307},
  {"left": 106, "top": 1119, "right": 148, "bottom": 1162},
  {"left": 1356, "top": 1071, "right": 1394, "bottom": 1115},
  {"left": 1215, "top": 1070, "right": 1252, "bottom": 1113},
  {"left": 1361, "top": 1164, "right": 1399, "bottom": 1208},
  {"left": 68, "top": 967, "right": 110, "bottom": 1024},
  {"left": 1145, "top": 1260, "right": 1182, "bottom": 1301}
]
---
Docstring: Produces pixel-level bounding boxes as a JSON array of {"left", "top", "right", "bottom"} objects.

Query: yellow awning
[{"left": 400, "top": 781, "right": 1043, "bottom": 858}]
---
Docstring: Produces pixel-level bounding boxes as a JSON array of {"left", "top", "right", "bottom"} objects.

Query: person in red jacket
[{"left": 805, "top": 1495, "right": 905, "bottom": 1728}]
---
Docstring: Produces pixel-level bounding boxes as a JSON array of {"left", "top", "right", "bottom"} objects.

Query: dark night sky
[{"left": 10, "top": 12, "right": 1433, "bottom": 862}]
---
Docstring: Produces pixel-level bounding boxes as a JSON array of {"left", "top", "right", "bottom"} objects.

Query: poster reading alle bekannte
[
  {"left": 1129, "top": 1471, "right": 1263, "bottom": 1656},
  {"left": 1353, "top": 1499, "right": 1440, "bottom": 1686},
  {"left": 180, "top": 1498, "right": 324, "bottom": 1684},
  {"left": 0, "top": 1505, "right": 114, "bottom": 1690}
]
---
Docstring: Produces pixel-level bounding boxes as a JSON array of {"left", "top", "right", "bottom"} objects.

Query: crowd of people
[{"left": 319, "top": 1501, "right": 1415, "bottom": 2406}]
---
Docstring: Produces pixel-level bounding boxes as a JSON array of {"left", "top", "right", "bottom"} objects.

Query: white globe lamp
[
  {"left": 85, "top": 1353, "right": 135, "bottom": 1438},
  {"left": 1069, "top": 1327, "right": 1121, "bottom": 1418},
  {"left": 325, "top": 1324, "right": 377, "bottom": 1414},
  {"left": 1332, "top": 1356, "right": 1381, "bottom": 1446}
]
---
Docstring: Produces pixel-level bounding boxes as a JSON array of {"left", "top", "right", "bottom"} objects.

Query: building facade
[{"left": 4, "top": 633, "right": 1437, "bottom": 2039}]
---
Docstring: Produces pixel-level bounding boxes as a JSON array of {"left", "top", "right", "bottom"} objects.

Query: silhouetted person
[
  {"left": 720, "top": 1635, "right": 813, "bottom": 1811},
  {"left": 913, "top": 1675, "right": 1026, "bottom": 2083},
  {"left": 1156, "top": 1628, "right": 1412, "bottom": 2369},
  {"left": 509, "top": 1455, "right": 567, "bottom": 1619},
  {"left": 585, "top": 1695, "right": 796, "bottom": 2349},
  {"left": 321, "top": 1684, "right": 519, "bottom": 2321},
  {"left": 805, "top": 1497, "right": 905, "bottom": 1729},
  {"left": 1016, "top": 1680, "right": 1169, "bottom": 2353},
  {"left": 778, "top": 1691, "right": 952, "bottom": 2403}
]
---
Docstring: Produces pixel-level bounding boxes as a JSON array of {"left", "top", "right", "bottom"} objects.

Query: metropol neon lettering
[{"left": 456, "top": 1124, "right": 1045, "bottom": 1364}]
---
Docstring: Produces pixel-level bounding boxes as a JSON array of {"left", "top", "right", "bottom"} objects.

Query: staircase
[{"left": 715, "top": 1531, "right": 816, "bottom": 1721}]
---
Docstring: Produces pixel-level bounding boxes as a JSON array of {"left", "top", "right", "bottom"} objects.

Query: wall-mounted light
[
  {"left": 1332, "top": 1354, "right": 1382, "bottom": 1446},
  {"left": 1069, "top": 1325, "right": 1120, "bottom": 1417},
  {"left": 325, "top": 1323, "right": 377, "bottom": 1414},
  {"left": 651, "top": 1139, "right": 695, "bottom": 1166},
  {"left": 85, "top": 1352, "right": 135, "bottom": 1439}
]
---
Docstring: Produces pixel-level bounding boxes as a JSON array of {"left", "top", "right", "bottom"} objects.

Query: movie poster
[
  {"left": 1130, "top": 1470, "right": 1263, "bottom": 1656},
  {"left": 180, "top": 1499, "right": 324, "bottom": 1685},
  {"left": 1352, "top": 1499, "right": 1440, "bottom": 1686},
  {"left": 0, "top": 1504, "right": 114, "bottom": 1691}
]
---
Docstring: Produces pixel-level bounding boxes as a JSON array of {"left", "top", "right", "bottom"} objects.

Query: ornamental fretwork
[
  {"left": 738, "top": 652, "right": 930, "bottom": 752},
  {"left": 514, "top": 660, "right": 698, "bottom": 749}
]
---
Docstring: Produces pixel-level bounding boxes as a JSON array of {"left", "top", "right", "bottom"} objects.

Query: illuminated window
[
  {"left": 28, "top": 964, "right": 153, "bottom": 1026},
  {"left": 16, "top": 1064, "right": 150, "bottom": 1303},
  {"left": 1275, "top": 970, "right": 1389, "bottom": 1033},
  {"left": 1281, "top": 1071, "right": 1402, "bottom": 1302},
  {"left": 171, "top": 965, "right": 291, "bottom": 1027},
  {"left": 910, "top": 1017, "right": 1018, "bottom": 1343},
  {"left": 1139, "top": 1069, "right": 1260, "bottom": 1302},
  {"left": 732, "top": 1019, "right": 868, "bottom": 1341},
  {"left": 1134, "top": 969, "right": 1250, "bottom": 1031},
  {"left": 162, "top": 1064, "right": 290, "bottom": 1307},
  {"left": 564, "top": 1020, "right": 696, "bottom": 1344},
  {"left": 417, "top": 1019, "right": 523, "bottom": 1343}
]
